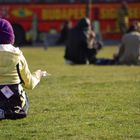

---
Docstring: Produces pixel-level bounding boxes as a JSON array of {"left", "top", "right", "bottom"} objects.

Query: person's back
[
  {"left": 119, "top": 28, "right": 140, "bottom": 65},
  {"left": 0, "top": 18, "right": 48, "bottom": 120},
  {"left": 0, "top": 45, "right": 21, "bottom": 84},
  {"left": 64, "top": 27, "right": 88, "bottom": 64}
]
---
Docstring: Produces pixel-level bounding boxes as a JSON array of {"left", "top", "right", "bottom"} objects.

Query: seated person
[
  {"left": 56, "top": 20, "right": 72, "bottom": 45},
  {"left": 64, "top": 17, "right": 101, "bottom": 64},
  {"left": 64, "top": 17, "right": 115, "bottom": 65},
  {"left": 114, "top": 23, "right": 140, "bottom": 65},
  {"left": 0, "top": 18, "right": 47, "bottom": 120}
]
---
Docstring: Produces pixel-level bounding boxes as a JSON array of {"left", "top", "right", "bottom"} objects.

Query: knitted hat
[{"left": 0, "top": 18, "right": 15, "bottom": 44}]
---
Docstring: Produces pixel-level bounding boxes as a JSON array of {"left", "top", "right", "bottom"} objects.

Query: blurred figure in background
[
  {"left": 117, "top": 0, "right": 129, "bottom": 35},
  {"left": 56, "top": 20, "right": 72, "bottom": 45},
  {"left": 32, "top": 14, "right": 38, "bottom": 46},
  {"left": 92, "top": 7, "right": 102, "bottom": 42},
  {"left": 64, "top": 17, "right": 102, "bottom": 64},
  {"left": 114, "top": 23, "right": 140, "bottom": 65}
]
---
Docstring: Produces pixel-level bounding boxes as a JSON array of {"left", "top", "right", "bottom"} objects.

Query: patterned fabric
[{"left": 0, "top": 84, "right": 29, "bottom": 120}]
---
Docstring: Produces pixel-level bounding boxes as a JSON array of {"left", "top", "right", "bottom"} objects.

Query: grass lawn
[{"left": 0, "top": 46, "right": 140, "bottom": 140}]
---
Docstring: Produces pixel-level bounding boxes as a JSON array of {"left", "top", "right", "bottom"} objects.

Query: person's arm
[
  {"left": 118, "top": 44, "right": 125, "bottom": 58},
  {"left": 114, "top": 43, "right": 125, "bottom": 61},
  {"left": 87, "top": 30, "right": 96, "bottom": 49},
  {"left": 19, "top": 53, "right": 46, "bottom": 90}
]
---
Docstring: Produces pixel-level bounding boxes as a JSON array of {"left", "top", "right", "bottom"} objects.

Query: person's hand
[
  {"left": 41, "top": 71, "right": 51, "bottom": 77},
  {"left": 35, "top": 70, "right": 51, "bottom": 79}
]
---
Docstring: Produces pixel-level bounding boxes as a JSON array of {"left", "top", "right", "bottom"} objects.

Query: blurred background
[{"left": 0, "top": 0, "right": 140, "bottom": 46}]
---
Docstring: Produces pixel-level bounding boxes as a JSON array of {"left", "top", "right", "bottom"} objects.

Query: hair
[
  {"left": 77, "top": 17, "right": 91, "bottom": 30},
  {"left": 127, "top": 22, "right": 140, "bottom": 33}
]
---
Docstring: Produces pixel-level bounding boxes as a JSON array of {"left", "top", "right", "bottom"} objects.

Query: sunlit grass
[{"left": 0, "top": 46, "right": 140, "bottom": 140}]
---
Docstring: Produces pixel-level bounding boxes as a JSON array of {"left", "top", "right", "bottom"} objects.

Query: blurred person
[
  {"left": 92, "top": 7, "right": 103, "bottom": 43},
  {"left": 114, "top": 24, "right": 140, "bottom": 65},
  {"left": 117, "top": 0, "right": 129, "bottom": 34},
  {"left": 56, "top": 20, "right": 72, "bottom": 45},
  {"left": 0, "top": 18, "right": 48, "bottom": 120},
  {"left": 43, "top": 32, "right": 49, "bottom": 50},
  {"left": 64, "top": 17, "right": 102, "bottom": 64},
  {"left": 132, "top": 20, "right": 140, "bottom": 33},
  {"left": 32, "top": 14, "right": 38, "bottom": 46}
]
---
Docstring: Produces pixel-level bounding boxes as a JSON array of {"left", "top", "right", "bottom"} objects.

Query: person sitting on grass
[
  {"left": 0, "top": 18, "right": 48, "bottom": 120},
  {"left": 64, "top": 17, "right": 116, "bottom": 65},
  {"left": 64, "top": 17, "right": 101, "bottom": 64},
  {"left": 114, "top": 23, "right": 140, "bottom": 65}
]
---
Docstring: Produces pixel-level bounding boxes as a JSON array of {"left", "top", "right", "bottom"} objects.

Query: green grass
[{"left": 0, "top": 46, "right": 140, "bottom": 140}]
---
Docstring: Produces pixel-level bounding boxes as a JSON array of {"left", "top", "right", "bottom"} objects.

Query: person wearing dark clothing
[
  {"left": 64, "top": 17, "right": 115, "bottom": 65},
  {"left": 64, "top": 17, "right": 97, "bottom": 64},
  {"left": 56, "top": 20, "right": 72, "bottom": 45},
  {"left": 117, "top": 1, "right": 129, "bottom": 34}
]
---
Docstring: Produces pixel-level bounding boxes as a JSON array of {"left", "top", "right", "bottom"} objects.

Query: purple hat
[{"left": 0, "top": 18, "right": 15, "bottom": 44}]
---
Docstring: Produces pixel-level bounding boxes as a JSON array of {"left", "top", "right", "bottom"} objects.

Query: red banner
[{"left": 0, "top": 3, "right": 140, "bottom": 40}]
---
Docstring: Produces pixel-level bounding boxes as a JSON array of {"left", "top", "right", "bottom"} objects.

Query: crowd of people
[
  {"left": 62, "top": 17, "right": 140, "bottom": 65},
  {"left": 58, "top": 1, "right": 140, "bottom": 66}
]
